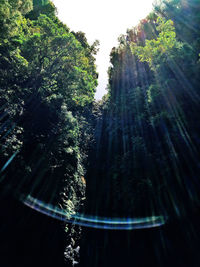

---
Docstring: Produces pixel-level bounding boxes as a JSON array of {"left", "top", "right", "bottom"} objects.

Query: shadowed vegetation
[{"left": 0, "top": 0, "right": 200, "bottom": 266}]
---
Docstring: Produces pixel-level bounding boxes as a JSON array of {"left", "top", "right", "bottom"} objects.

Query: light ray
[{"left": 22, "top": 194, "right": 167, "bottom": 230}]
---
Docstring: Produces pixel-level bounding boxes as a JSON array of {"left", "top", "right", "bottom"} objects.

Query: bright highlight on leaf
[{"left": 131, "top": 17, "right": 182, "bottom": 69}]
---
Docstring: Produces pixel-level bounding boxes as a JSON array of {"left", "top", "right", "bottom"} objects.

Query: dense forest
[{"left": 0, "top": 0, "right": 200, "bottom": 266}]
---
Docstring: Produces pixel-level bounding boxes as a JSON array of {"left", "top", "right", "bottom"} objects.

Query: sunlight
[
  {"left": 52, "top": 0, "right": 155, "bottom": 99},
  {"left": 1, "top": 0, "right": 200, "bottom": 265}
]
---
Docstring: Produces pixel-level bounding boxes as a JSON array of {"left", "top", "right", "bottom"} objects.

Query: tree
[{"left": 0, "top": 1, "right": 98, "bottom": 265}]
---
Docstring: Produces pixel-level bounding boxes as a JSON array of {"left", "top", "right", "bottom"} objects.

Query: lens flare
[
  {"left": 22, "top": 194, "right": 167, "bottom": 230},
  {"left": 0, "top": 151, "right": 18, "bottom": 175}
]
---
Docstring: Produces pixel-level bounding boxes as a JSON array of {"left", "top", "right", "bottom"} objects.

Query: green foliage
[
  {"left": 27, "top": 0, "right": 56, "bottom": 20},
  {"left": 131, "top": 17, "right": 182, "bottom": 70},
  {"left": 0, "top": 2, "right": 99, "bottom": 262},
  {"left": 87, "top": 0, "right": 200, "bottom": 219},
  {"left": 0, "top": 0, "right": 97, "bottom": 217}
]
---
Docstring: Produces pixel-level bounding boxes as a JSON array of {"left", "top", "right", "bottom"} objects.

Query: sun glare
[{"left": 52, "top": 0, "right": 155, "bottom": 99}]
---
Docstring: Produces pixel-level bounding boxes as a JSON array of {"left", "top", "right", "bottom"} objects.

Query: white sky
[{"left": 52, "top": 0, "right": 155, "bottom": 99}]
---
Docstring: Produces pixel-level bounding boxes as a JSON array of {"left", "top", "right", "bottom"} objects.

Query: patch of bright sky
[{"left": 52, "top": 0, "right": 155, "bottom": 99}]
